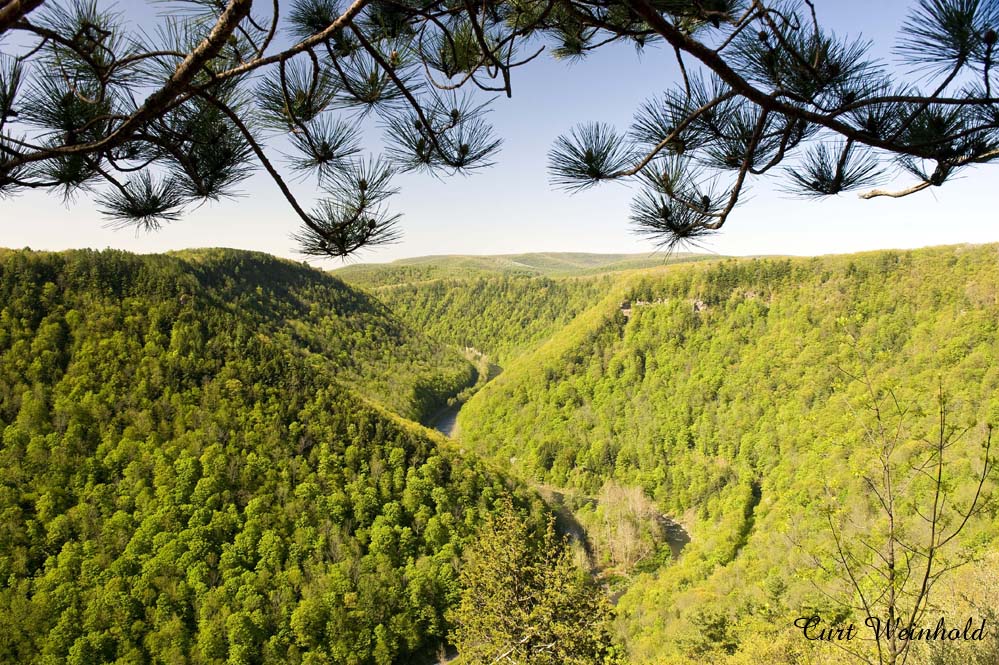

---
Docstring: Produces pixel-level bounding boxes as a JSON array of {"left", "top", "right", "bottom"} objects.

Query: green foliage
[
  {"left": 156, "top": 248, "right": 471, "bottom": 421},
  {"left": 346, "top": 273, "right": 613, "bottom": 366},
  {"left": 0, "top": 248, "right": 523, "bottom": 664},
  {"left": 9, "top": 0, "right": 999, "bottom": 255},
  {"left": 4, "top": 243, "right": 999, "bottom": 664},
  {"left": 452, "top": 244, "right": 999, "bottom": 662},
  {"left": 449, "top": 497, "right": 619, "bottom": 665}
]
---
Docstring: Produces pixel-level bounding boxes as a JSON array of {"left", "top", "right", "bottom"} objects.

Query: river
[{"left": 429, "top": 402, "right": 462, "bottom": 437}]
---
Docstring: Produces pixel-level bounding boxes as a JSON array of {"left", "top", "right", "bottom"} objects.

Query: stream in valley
[{"left": 429, "top": 402, "right": 462, "bottom": 437}]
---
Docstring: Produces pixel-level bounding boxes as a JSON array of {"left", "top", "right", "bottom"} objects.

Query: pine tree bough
[
  {"left": 3, "top": 0, "right": 999, "bottom": 256},
  {"left": 0, "top": 0, "right": 46, "bottom": 35}
]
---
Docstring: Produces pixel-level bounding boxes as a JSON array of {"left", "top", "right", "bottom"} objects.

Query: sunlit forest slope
[
  {"left": 455, "top": 245, "right": 999, "bottom": 661},
  {"left": 347, "top": 245, "right": 999, "bottom": 663},
  {"left": 0, "top": 248, "right": 532, "bottom": 664}
]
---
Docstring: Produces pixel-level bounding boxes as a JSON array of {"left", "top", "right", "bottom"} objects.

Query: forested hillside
[
  {"left": 334, "top": 253, "right": 727, "bottom": 366},
  {"left": 4, "top": 245, "right": 998, "bottom": 665},
  {"left": 0, "top": 249, "right": 537, "bottom": 664},
  {"left": 363, "top": 275, "right": 615, "bottom": 365},
  {"left": 451, "top": 245, "right": 999, "bottom": 663},
  {"left": 0, "top": 248, "right": 473, "bottom": 422}
]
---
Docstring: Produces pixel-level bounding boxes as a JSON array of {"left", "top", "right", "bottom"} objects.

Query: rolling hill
[
  {"left": 341, "top": 244, "right": 999, "bottom": 664},
  {"left": 0, "top": 248, "right": 539, "bottom": 664},
  {"left": 332, "top": 251, "right": 718, "bottom": 289}
]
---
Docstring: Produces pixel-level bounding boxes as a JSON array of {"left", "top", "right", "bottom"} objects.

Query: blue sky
[{"left": 4, "top": 0, "right": 998, "bottom": 265}]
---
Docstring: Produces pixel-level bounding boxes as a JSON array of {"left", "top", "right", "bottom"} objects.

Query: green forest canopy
[
  {"left": 346, "top": 244, "right": 999, "bottom": 663},
  {"left": 2, "top": 244, "right": 998, "bottom": 664},
  {"left": 0, "top": 248, "right": 545, "bottom": 664}
]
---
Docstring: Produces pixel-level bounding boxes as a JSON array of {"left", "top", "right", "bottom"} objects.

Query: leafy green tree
[
  {"left": 449, "top": 497, "right": 619, "bottom": 665},
  {"left": 5, "top": 1, "right": 999, "bottom": 254},
  {"left": 822, "top": 373, "right": 995, "bottom": 665}
]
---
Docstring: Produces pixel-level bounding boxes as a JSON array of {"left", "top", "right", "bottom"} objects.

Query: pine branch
[{"left": 0, "top": 0, "right": 46, "bottom": 35}]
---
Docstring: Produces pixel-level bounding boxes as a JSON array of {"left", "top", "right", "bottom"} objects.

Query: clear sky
[{"left": 3, "top": 0, "right": 997, "bottom": 266}]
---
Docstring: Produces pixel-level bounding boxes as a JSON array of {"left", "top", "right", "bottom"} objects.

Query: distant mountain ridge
[{"left": 333, "top": 251, "right": 719, "bottom": 288}]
